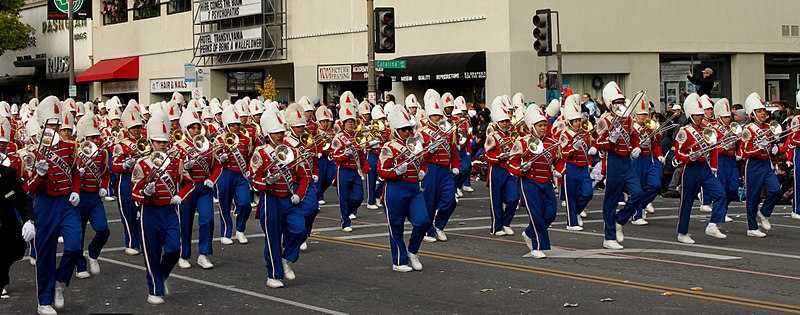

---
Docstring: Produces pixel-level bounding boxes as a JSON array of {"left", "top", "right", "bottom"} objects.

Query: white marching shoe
[
  {"left": 566, "top": 225, "right": 583, "bottom": 231},
  {"left": 561, "top": 200, "right": 566, "bottom": 207},
  {"left": 757, "top": 213, "right": 772, "bottom": 230},
  {"left": 747, "top": 229, "right": 766, "bottom": 238},
  {"left": 434, "top": 228, "right": 448, "bottom": 241},
  {"left": 178, "top": 258, "right": 191, "bottom": 269},
  {"left": 677, "top": 233, "right": 696, "bottom": 244},
  {"left": 530, "top": 250, "right": 547, "bottom": 259},
  {"left": 103, "top": 196, "right": 116, "bottom": 202},
  {"left": 792, "top": 212, "right": 800, "bottom": 220},
  {"left": 220, "top": 237, "right": 234, "bottom": 245},
  {"left": 725, "top": 215, "right": 734, "bottom": 222},
  {"left": 75, "top": 271, "right": 91, "bottom": 279},
  {"left": 407, "top": 253, "right": 423, "bottom": 270},
  {"left": 462, "top": 186, "right": 474, "bottom": 192},
  {"left": 366, "top": 204, "right": 379, "bottom": 210},
  {"left": 645, "top": 203, "right": 655, "bottom": 213},
  {"left": 124, "top": 248, "right": 140, "bottom": 255},
  {"left": 54, "top": 282, "right": 65, "bottom": 309},
  {"left": 348, "top": 214, "right": 357, "bottom": 220},
  {"left": 235, "top": 231, "right": 249, "bottom": 244},
  {"left": 502, "top": 226, "right": 515, "bottom": 236},
  {"left": 300, "top": 242, "right": 308, "bottom": 251},
  {"left": 699, "top": 205, "right": 712, "bottom": 212},
  {"left": 376, "top": 198, "right": 383, "bottom": 207},
  {"left": 37, "top": 305, "right": 57, "bottom": 315},
  {"left": 318, "top": 200, "right": 326, "bottom": 205},
  {"left": 342, "top": 226, "right": 353, "bottom": 232},
  {"left": 456, "top": 188, "right": 463, "bottom": 197},
  {"left": 282, "top": 259, "right": 296, "bottom": 280},
  {"left": 197, "top": 255, "right": 214, "bottom": 269},
  {"left": 89, "top": 258, "right": 100, "bottom": 275},
  {"left": 630, "top": 218, "right": 648, "bottom": 226},
  {"left": 392, "top": 264, "right": 413, "bottom": 272},
  {"left": 705, "top": 224, "right": 727, "bottom": 239},
  {"left": 603, "top": 240, "right": 624, "bottom": 250},
  {"left": 30, "top": 257, "right": 36, "bottom": 266},
  {"left": 579, "top": 211, "right": 587, "bottom": 218},
  {"left": 422, "top": 236, "right": 437, "bottom": 243},
  {"left": 522, "top": 233, "right": 533, "bottom": 251},
  {"left": 492, "top": 230, "right": 507, "bottom": 236},
  {"left": 147, "top": 295, "right": 164, "bottom": 305},
  {"left": 266, "top": 278, "right": 284, "bottom": 288},
  {"left": 615, "top": 223, "right": 624, "bottom": 242}
]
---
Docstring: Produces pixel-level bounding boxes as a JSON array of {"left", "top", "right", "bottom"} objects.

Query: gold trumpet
[
  {"left": 172, "top": 129, "right": 186, "bottom": 143},
  {"left": 136, "top": 137, "right": 152, "bottom": 156}
]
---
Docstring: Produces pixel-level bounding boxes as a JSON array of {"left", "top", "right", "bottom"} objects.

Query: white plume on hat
[
  {"left": 284, "top": 103, "right": 306, "bottom": 127},
  {"left": 146, "top": 111, "right": 170, "bottom": 142},
  {"left": 234, "top": 100, "right": 250, "bottom": 117},
  {"left": 180, "top": 108, "right": 202, "bottom": 131},
  {"left": 10, "top": 103, "right": 18, "bottom": 115},
  {"left": 371, "top": 104, "right": 386, "bottom": 120},
  {"left": 387, "top": 104, "right": 413, "bottom": 130},
  {"left": 221, "top": 105, "right": 240, "bottom": 126},
  {"left": 76, "top": 112, "right": 101, "bottom": 141},
  {"left": 744, "top": 92, "right": 766, "bottom": 115},
  {"left": 405, "top": 94, "right": 419, "bottom": 108},
  {"left": 713, "top": 98, "right": 731, "bottom": 118},
  {"left": 0, "top": 116, "right": 11, "bottom": 143},
  {"left": 210, "top": 98, "right": 223, "bottom": 115},
  {"left": 545, "top": 99, "right": 561, "bottom": 118},
  {"left": 683, "top": 93, "right": 704, "bottom": 118},
  {"left": 454, "top": 96, "right": 467, "bottom": 112},
  {"left": 490, "top": 96, "right": 510, "bottom": 123},
  {"left": 260, "top": 110, "right": 286, "bottom": 135},
  {"left": 562, "top": 94, "right": 582, "bottom": 121},
  {"left": 75, "top": 101, "right": 85, "bottom": 116},
  {"left": 187, "top": 99, "right": 202, "bottom": 113},
  {"left": 37, "top": 96, "right": 62, "bottom": 126},
  {"left": 107, "top": 104, "right": 122, "bottom": 121},
  {"left": 121, "top": 103, "right": 143, "bottom": 129},
  {"left": 315, "top": 105, "right": 333, "bottom": 122},
  {"left": 20, "top": 104, "right": 32, "bottom": 123},
  {"left": 602, "top": 81, "right": 625, "bottom": 105},
  {"left": 164, "top": 101, "right": 181, "bottom": 121},
  {"left": 28, "top": 97, "right": 39, "bottom": 111},
  {"left": 60, "top": 107, "right": 74, "bottom": 131}
]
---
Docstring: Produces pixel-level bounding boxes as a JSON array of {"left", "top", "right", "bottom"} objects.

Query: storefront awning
[
  {"left": 76, "top": 57, "right": 139, "bottom": 83},
  {"left": 383, "top": 51, "right": 486, "bottom": 82}
]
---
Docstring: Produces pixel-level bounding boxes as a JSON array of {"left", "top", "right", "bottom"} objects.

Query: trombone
[
  {"left": 34, "top": 128, "right": 58, "bottom": 162},
  {"left": 671, "top": 128, "right": 719, "bottom": 167},
  {"left": 388, "top": 136, "right": 425, "bottom": 172}
]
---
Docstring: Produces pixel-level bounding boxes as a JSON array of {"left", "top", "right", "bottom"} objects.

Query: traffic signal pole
[
  {"left": 553, "top": 11, "right": 562, "bottom": 97},
  {"left": 68, "top": 0, "right": 75, "bottom": 88},
  {"left": 367, "top": 0, "right": 377, "bottom": 98}
]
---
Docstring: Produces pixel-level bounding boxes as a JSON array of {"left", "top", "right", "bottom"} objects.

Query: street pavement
[{"left": 3, "top": 181, "right": 800, "bottom": 314}]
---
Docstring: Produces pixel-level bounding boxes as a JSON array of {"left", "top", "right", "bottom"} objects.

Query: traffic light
[
  {"left": 374, "top": 7, "right": 395, "bottom": 53},
  {"left": 378, "top": 76, "right": 392, "bottom": 92},
  {"left": 532, "top": 9, "right": 552, "bottom": 56}
]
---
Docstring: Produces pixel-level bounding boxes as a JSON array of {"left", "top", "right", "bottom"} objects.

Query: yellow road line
[{"left": 311, "top": 235, "right": 800, "bottom": 314}]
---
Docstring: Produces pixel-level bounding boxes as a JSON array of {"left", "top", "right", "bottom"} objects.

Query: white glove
[
  {"left": 497, "top": 153, "right": 510, "bottom": 160},
  {"left": 587, "top": 147, "right": 598, "bottom": 156},
  {"left": 79, "top": 167, "right": 85, "bottom": 177},
  {"left": 170, "top": 196, "right": 182, "bottom": 205},
  {"left": 368, "top": 140, "right": 380, "bottom": 147},
  {"left": 689, "top": 152, "right": 700, "bottom": 161},
  {"left": 711, "top": 168, "right": 718, "bottom": 176},
  {"left": 99, "top": 188, "right": 108, "bottom": 197},
  {"left": 291, "top": 194, "right": 301, "bottom": 204},
  {"left": 21, "top": 221, "right": 35, "bottom": 242},
  {"left": 418, "top": 170, "right": 426, "bottom": 181},
  {"left": 123, "top": 158, "right": 136, "bottom": 170},
  {"left": 184, "top": 159, "right": 195, "bottom": 170},
  {"left": 144, "top": 183, "right": 156, "bottom": 196},
  {"left": 312, "top": 175, "right": 319, "bottom": 183},
  {"left": 219, "top": 153, "right": 229, "bottom": 162},
  {"left": 631, "top": 147, "right": 641, "bottom": 159},
  {"left": 452, "top": 168, "right": 460, "bottom": 175},
  {"left": 736, "top": 155, "right": 742, "bottom": 161},
  {"left": 553, "top": 170, "right": 563, "bottom": 178},
  {"left": 658, "top": 156, "right": 665, "bottom": 164},
  {"left": 204, "top": 179, "right": 214, "bottom": 188},
  {"left": 266, "top": 174, "right": 280, "bottom": 185},
  {"left": 395, "top": 163, "right": 408, "bottom": 175},
  {"left": 69, "top": 192, "right": 80, "bottom": 206},
  {"left": 35, "top": 160, "right": 48, "bottom": 176},
  {"left": 608, "top": 130, "right": 621, "bottom": 143},
  {"left": 521, "top": 161, "right": 532, "bottom": 172},
  {"left": 771, "top": 145, "right": 779, "bottom": 155},
  {"left": 468, "top": 109, "right": 477, "bottom": 117},
  {"left": 317, "top": 153, "right": 322, "bottom": 159},
  {"left": 756, "top": 140, "right": 769, "bottom": 150}
]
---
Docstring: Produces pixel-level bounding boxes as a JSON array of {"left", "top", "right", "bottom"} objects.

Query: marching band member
[
  {"left": 595, "top": 82, "right": 643, "bottom": 250},
  {"left": 250, "top": 110, "right": 309, "bottom": 288},
  {"left": 216, "top": 105, "right": 253, "bottom": 244},
  {"left": 111, "top": 104, "right": 145, "bottom": 255},
  {"left": 699, "top": 94, "right": 717, "bottom": 212},
  {"left": 673, "top": 93, "right": 728, "bottom": 243},
  {"left": 131, "top": 112, "right": 193, "bottom": 305},
  {"left": 558, "top": 95, "right": 596, "bottom": 231},
  {"left": 165, "top": 101, "right": 182, "bottom": 133},
  {"left": 71, "top": 113, "right": 111, "bottom": 279},
  {"left": 283, "top": 104, "right": 319, "bottom": 251},
  {"left": 484, "top": 97, "right": 519, "bottom": 236},
  {"left": 0, "top": 116, "right": 22, "bottom": 177},
  {"left": 175, "top": 110, "right": 221, "bottom": 269},
  {"left": 711, "top": 98, "right": 739, "bottom": 222},
  {"left": 247, "top": 99, "right": 266, "bottom": 147},
  {"left": 630, "top": 96, "right": 663, "bottom": 225},
  {"left": 301, "top": 98, "right": 317, "bottom": 133},
  {"left": 27, "top": 96, "right": 82, "bottom": 313},
  {"left": 787, "top": 92, "right": 800, "bottom": 220},
  {"left": 418, "top": 91, "right": 459, "bottom": 242},
  {"left": 452, "top": 97, "right": 473, "bottom": 195},
  {"left": 331, "top": 103, "right": 369, "bottom": 231},
  {"left": 377, "top": 106, "right": 431, "bottom": 272},
  {"left": 741, "top": 92, "right": 781, "bottom": 237},
  {"left": 509, "top": 106, "right": 557, "bottom": 259},
  {"left": 208, "top": 99, "right": 226, "bottom": 136},
  {"left": 366, "top": 104, "right": 389, "bottom": 210},
  {"left": 405, "top": 94, "right": 422, "bottom": 127},
  {"left": 315, "top": 106, "right": 336, "bottom": 205}
]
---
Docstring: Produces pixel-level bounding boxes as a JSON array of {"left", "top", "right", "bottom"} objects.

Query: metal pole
[
  {"left": 366, "top": 0, "right": 376, "bottom": 98},
  {"left": 68, "top": 0, "right": 75, "bottom": 90},
  {"left": 553, "top": 11, "right": 563, "bottom": 97}
]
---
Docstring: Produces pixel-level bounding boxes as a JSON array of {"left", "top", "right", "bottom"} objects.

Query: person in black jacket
[
  {"left": 0, "top": 164, "right": 35, "bottom": 296},
  {"left": 687, "top": 68, "right": 715, "bottom": 96}
]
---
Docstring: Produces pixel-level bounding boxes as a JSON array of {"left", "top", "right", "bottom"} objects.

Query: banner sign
[
  {"left": 199, "top": 0, "right": 262, "bottom": 23},
  {"left": 197, "top": 27, "right": 263, "bottom": 56},
  {"left": 48, "top": 0, "right": 92, "bottom": 20}
]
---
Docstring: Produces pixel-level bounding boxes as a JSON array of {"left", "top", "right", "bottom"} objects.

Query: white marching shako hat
[
  {"left": 106, "top": 96, "right": 121, "bottom": 109},
  {"left": 128, "top": 99, "right": 143, "bottom": 115},
  {"left": 0, "top": 101, "right": 10, "bottom": 118},
  {"left": 602, "top": 81, "right": 625, "bottom": 105},
  {"left": 187, "top": 99, "right": 202, "bottom": 114},
  {"left": 165, "top": 101, "right": 182, "bottom": 121},
  {"left": 107, "top": 104, "right": 122, "bottom": 121},
  {"left": 0, "top": 116, "right": 11, "bottom": 143},
  {"left": 490, "top": 96, "right": 510, "bottom": 123},
  {"left": 452, "top": 96, "right": 464, "bottom": 116},
  {"left": 339, "top": 103, "right": 357, "bottom": 122},
  {"left": 25, "top": 116, "right": 41, "bottom": 139},
  {"left": 714, "top": 98, "right": 732, "bottom": 118},
  {"left": 63, "top": 98, "right": 77, "bottom": 113},
  {"left": 545, "top": 99, "right": 561, "bottom": 118},
  {"left": 441, "top": 92, "right": 454, "bottom": 108},
  {"left": 10, "top": 103, "right": 18, "bottom": 115},
  {"left": 284, "top": 103, "right": 307, "bottom": 127},
  {"left": 405, "top": 94, "right": 420, "bottom": 108},
  {"left": 683, "top": 93, "right": 704, "bottom": 118},
  {"left": 202, "top": 106, "right": 213, "bottom": 120},
  {"left": 221, "top": 105, "right": 241, "bottom": 126},
  {"left": 59, "top": 107, "right": 74, "bottom": 131},
  {"left": 76, "top": 112, "right": 101, "bottom": 142},
  {"left": 260, "top": 109, "right": 286, "bottom": 135},
  {"left": 357, "top": 101, "right": 372, "bottom": 117},
  {"left": 221, "top": 99, "right": 232, "bottom": 110},
  {"left": 383, "top": 101, "right": 395, "bottom": 116},
  {"left": 387, "top": 103, "right": 413, "bottom": 130},
  {"left": 180, "top": 108, "right": 201, "bottom": 131},
  {"left": 210, "top": 98, "right": 224, "bottom": 115},
  {"left": 699, "top": 94, "right": 714, "bottom": 110},
  {"left": 28, "top": 97, "right": 40, "bottom": 111},
  {"left": 424, "top": 93, "right": 445, "bottom": 117},
  {"left": 371, "top": 104, "right": 386, "bottom": 120},
  {"left": 316, "top": 105, "right": 333, "bottom": 122},
  {"left": 744, "top": 92, "right": 766, "bottom": 115},
  {"left": 249, "top": 99, "right": 265, "bottom": 116},
  {"left": 75, "top": 101, "right": 85, "bottom": 117},
  {"left": 146, "top": 111, "right": 170, "bottom": 142},
  {"left": 512, "top": 92, "right": 526, "bottom": 108},
  {"left": 37, "top": 96, "right": 62, "bottom": 126},
  {"left": 171, "top": 91, "right": 186, "bottom": 105},
  {"left": 524, "top": 104, "right": 546, "bottom": 130},
  {"left": 561, "top": 94, "right": 582, "bottom": 121},
  {"left": 424, "top": 89, "right": 441, "bottom": 107},
  {"left": 340, "top": 91, "right": 357, "bottom": 109},
  {"left": 297, "top": 96, "right": 312, "bottom": 112},
  {"left": 632, "top": 91, "right": 650, "bottom": 115},
  {"left": 234, "top": 99, "right": 250, "bottom": 117},
  {"left": 121, "top": 103, "right": 143, "bottom": 129}
]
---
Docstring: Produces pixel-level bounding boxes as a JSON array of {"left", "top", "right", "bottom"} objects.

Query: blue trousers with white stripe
[
  {"left": 180, "top": 182, "right": 215, "bottom": 259},
  {"left": 632, "top": 156, "right": 662, "bottom": 220},
  {"left": 745, "top": 158, "right": 780, "bottom": 230},
  {"left": 217, "top": 169, "right": 252, "bottom": 238},
  {"left": 423, "top": 163, "right": 457, "bottom": 236},
  {"left": 116, "top": 173, "right": 140, "bottom": 250},
  {"left": 563, "top": 163, "right": 592, "bottom": 227},
  {"left": 337, "top": 167, "right": 363, "bottom": 228},
  {"left": 74, "top": 191, "right": 110, "bottom": 273},
  {"left": 519, "top": 178, "right": 557, "bottom": 250},
  {"left": 454, "top": 148, "right": 471, "bottom": 188},
  {"left": 678, "top": 162, "right": 727, "bottom": 234},
  {"left": 33, "top": 194, "right": 82, "bottom": 306},
  {"left": 793, "top": 148, "right": 800, "bottom": 215},
  {"left": 383, "top": 180, "right": 431, "bottom": 266},
  {"left": 140, "top": 203, "right": 180, "bottom": 297},
  {"left": 603, "top": 152, "right": 643, "bottom": 240},
  {"left": 258, "top": 192, "right": 305, "bottom": 280},
  {"left": 488, "top": 165, "right": 518, "bottom": 233},
  {"left": 317, "top": 154, "right": 336, "bottom": 202},
  {"left": 367, "top": 151, "right": 385, "bottom": 205}
]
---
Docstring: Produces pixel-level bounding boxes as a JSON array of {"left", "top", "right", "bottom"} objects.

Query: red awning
[{"left": 76, "top": 57, "right": 139, "bottom": 82}]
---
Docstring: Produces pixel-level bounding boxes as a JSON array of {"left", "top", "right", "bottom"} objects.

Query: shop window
[
  {"left": 101, "top": 0, "right": 128, "bottom": 25},
  {"left": 227, "top": 71, "right": 264, "bottom": 95},
  {"left": 168, "top": 0, "right": 190, "bottom": 14},
  {"left": 133, "top": 0, "right": 161, "bottom": 20},
  {"left": 659, "top": 54, "right": 731, "bottom": 107}
]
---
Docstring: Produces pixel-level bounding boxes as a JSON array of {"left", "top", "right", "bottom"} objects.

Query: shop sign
[
  {"left": 765, "top": 73, "right": 790, "bottom": 80},
  {"left": 150, "top": 78, "right": 195, "bottom": 93},
  {"left": 199, "top": 0, "right": 262, "bottom": 23},
  {"left": 102, "top": 80, "right": 138, "bottom": 95},
  {"left": 197, "top": 27, "right": 263, "bottom": 56},
  {"left": 317, "top": 63, "right": 383, "bottom": 82},
  {"left": 48, "top": 0, "right": 92, "bottom": 20},
  {"left": 47, "top": 56, "right": 70, "bottom": 74}
]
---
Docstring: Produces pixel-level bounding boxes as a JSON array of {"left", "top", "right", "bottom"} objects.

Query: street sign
[
  {"left": 184, "top": 64, "right": 196, "bottom": 83},
  {"left": 68, "top": 85, "right": 77, "bottom": 97},
  {"left": 192, "top": 87, "right": 203, "bottom": 100},
  {"left": 368, "top": 91, "right": 377, "bottom": 105},
  {"left": 375, "top": 60, "right": 406, "bottom": 69}
]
